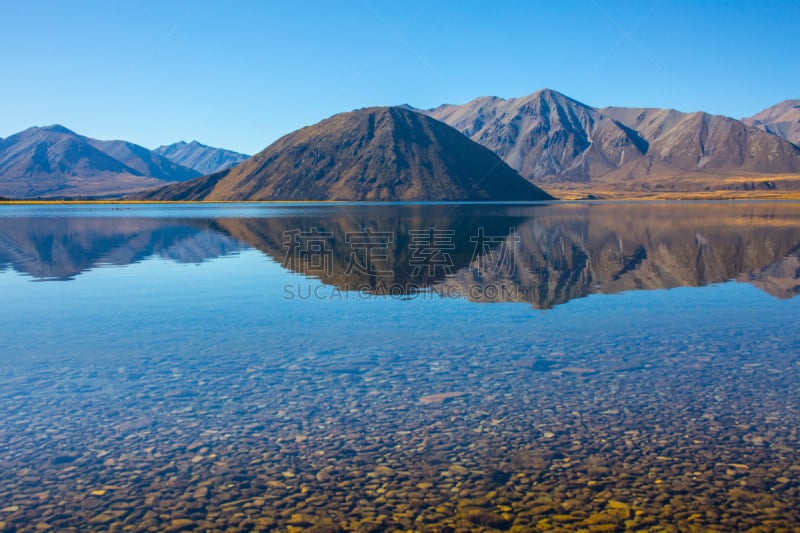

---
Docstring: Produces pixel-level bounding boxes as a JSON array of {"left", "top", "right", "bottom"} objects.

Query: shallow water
[{"left": 1, "top": 202, "right": 799, "bottom": 531}]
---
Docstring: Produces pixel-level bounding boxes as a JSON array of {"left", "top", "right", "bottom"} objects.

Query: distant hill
[
  {"left": 0, "top": 125, "right": 199, "bottom": 198},
  {"left": 743, "top": 100, "right": 800, "bottom": 145},
  {"left": 134, "top": 106, "right": 553, "bottom": 202},
  {"left": 425, "top": 89, "right": 800, "bottom": 197},
  {"left": 154, "top": 140, "right": 249, "bottom": 175}
]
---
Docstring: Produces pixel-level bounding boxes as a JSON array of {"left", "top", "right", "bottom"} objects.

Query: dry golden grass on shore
[
  {"left": 543, "top": 173, "right": 800, "bottom": 201},
  {"left": 549, "top": 190, "right": 800, "bottom": 201}
]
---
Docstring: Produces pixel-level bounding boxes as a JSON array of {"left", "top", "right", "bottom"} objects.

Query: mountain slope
[
  {"left": 134, "top": 107, "right": 553, "bottom": 201},
  {"left": 154, "top": 140, "right": 250, "bottom": 175},
  {"left": 743, "top": 100, "right": 800, "bottom": 145},
  {"left": 0, "top": 125, "right": 199, "bottom": 198},
  {"left": 426, "top": 89, "right": 800, "bottom": 195}
]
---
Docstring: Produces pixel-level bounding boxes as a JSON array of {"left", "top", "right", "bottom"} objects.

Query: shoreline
[
  {"left": 5, "top": 174, "right": 800, "bottom": 204},
  {"left": 3, "top": 194, "right": 800, "bottom": 205}
]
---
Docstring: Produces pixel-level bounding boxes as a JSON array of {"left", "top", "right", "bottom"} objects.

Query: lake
[{"left": 1, "top": 202, "right": 799, "bottom": 531}]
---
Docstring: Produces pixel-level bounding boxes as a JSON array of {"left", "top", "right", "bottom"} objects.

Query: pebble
[{"left": 419, "top": 391, "right": 468, "bottom": 404}]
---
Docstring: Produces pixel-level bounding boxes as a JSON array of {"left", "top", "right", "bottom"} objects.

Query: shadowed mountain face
[
  {"left": 2, "top": 204, "right": 800, "bottom": 307},
  {"left": 134, "top": 107, "right": 553, "bottom": 201},
  {"left": 154, "top": 141, "right": 250, "bottom": 175},
  {"left": 426, "top": 90, "right": 800, "bottom": 194},
  {"left": 0, "top": 126, "right": 200, "bottom": 198},
  {"left": 743, "top": 100, "right": 800, "bottom": 145}
]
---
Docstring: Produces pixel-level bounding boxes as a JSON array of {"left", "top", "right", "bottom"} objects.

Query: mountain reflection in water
[{"left": 1, "top": 203, "right": 798, "bottom": 307}]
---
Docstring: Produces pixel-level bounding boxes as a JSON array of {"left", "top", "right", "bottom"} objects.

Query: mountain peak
[
  {"left": 39, "top": 124, "right": 76, "bottom": 135},
  {"left": 531, "top": 87, "right": 567, "bottom": 98},
  {"left": 524, "top": 88, "right": 590, "bottom": 108},
  {"left": 166, "top": 140, "right": 208, "bottom": 148}
]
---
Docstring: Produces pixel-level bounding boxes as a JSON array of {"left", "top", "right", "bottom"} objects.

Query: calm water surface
[{"left": 1, "top": 202, "right": 799, "bottom": 532}]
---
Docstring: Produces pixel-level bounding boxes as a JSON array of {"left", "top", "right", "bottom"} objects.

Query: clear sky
[{"left": 1, "top": 0, "right": 797, "bottom": 155}]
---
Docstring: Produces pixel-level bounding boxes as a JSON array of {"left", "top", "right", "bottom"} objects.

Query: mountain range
[
  {"left": 0, "top": 125, "right": 199, "bottom": 198},
  {"left": 0, "top": 127, "right": 248, "bottom": 199},
  {"left": 425, "top": 89, "right": 800, "bottom": 198},
  {"left": 134, "top": 106, "right": 552, "bottom": 202},
  {"left": 1, "top": 90, "right": 798, "bottom": 201}
]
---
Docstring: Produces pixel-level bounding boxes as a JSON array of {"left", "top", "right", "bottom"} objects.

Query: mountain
[
  {"left": 426, "top": 89, "right": 800, "bottom": 197},
  {"left": 0, "top": 125, "right": 200, "bottom": 198},
  {"left": 743, "top": 100, "right": 800, "bottom": 145},
  {"left": 427, "top": 89, "right": 648, "bottom": 182},
  {"left": 600, "top": 106, "right": 800, "bottom": 174},
  {"left": 134, "top": 106, "right": 553, "bottom": 201},
  {"left": 154, "top": 140, "right": 249, "bottom": 175}
]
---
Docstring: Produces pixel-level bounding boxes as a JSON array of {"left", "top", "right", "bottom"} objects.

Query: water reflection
[
  {"left": 0, "top": 217, "right": 243, "bottom": 281},
  {"left": 1, "top": 203, "right": 799, "bottom": 305}
]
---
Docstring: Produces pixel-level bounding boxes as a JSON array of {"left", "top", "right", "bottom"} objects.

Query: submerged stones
[{"left": 0, "top": 331, "right": 799, "bottom": 531}]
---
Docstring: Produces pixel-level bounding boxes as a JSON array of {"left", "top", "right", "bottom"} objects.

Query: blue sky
[{"left": 1, "top": 0, "right": 797, "bottom": 154}]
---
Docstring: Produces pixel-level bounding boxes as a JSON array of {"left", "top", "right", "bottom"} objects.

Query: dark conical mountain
[
  {"left": 134, "top": 107, "right": 553, "bottom": 201},
  {"left": 0, "top": 125, "right": 200, "bottom": 198},
  {"left": 154, "top": 140, "right": 250, "bottom": 175}
]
